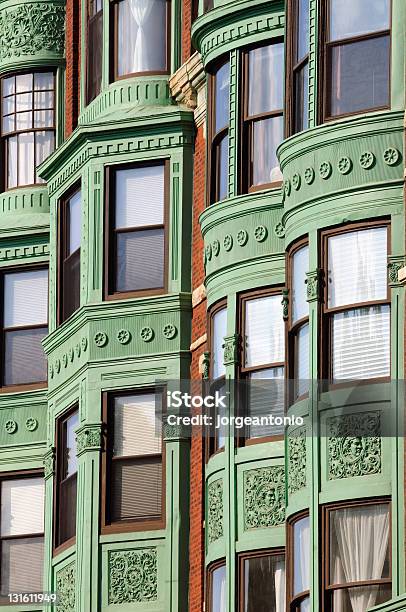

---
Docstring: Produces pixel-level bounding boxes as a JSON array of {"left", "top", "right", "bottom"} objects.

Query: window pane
[
  {"left": 3, "top": 76, "right": 15, "bottom": 96},
  {"left": 87, "top": 10, "right": 103, "bottom": 103},
  {"left": 296, "top": 0, "right": 310, "bottom": 61},
  {"left": 0, "top": 537, "right": 44, "bottom": 595},
  {"left": 332, "top": 585, "right": 391, "bottom": 611},
  {"left": 63, "top": 250, "right": 81, "bottom": 320},
  {"left": 211, "top": 565, "right": 226, "bottom": 612},
  {"left": 115, "top": 165, "right": 164, "bottom": 229},
  {"left": 34, "top": 110, "right": 54, "bottom": 128},
  {"left": 332, "top": 305, "right": 390, "bottom": 380},
  {"left": 4, "top": 269, "right": 48, "bottom": 327},
  {"left": 113, "top": 393, "right": 161, "bottom": 457},
  {"left": 116, "top": 228, "right": 165, "bottom": 292},
  {"left": 69, "top": 190, "right": 82, "bottom": 254},
  {"left": 251, "top": 116, "right": 283, "bottom": 186},
  {"left": 3, "top": 115, "right": 14, "bottom": 134},
  {"left": 34, "top": 90, "right": 53, "bottom": 110},
  {"left": 329, "top": 0, "right": 390, "bottom": 41},
  {"left": 1, "top": 478, "right": 44, "bottom": 536},
  {"left": 117, "top": 0, "right": 167, "bottom": 76},
  {"left": 329, "top": 36, "right": 390, "bottom": 117},
  {"left": 112, "top": 457, "right": 162, "bottom": 521},
  {"left": 328, "top": 227, "right": 387, "bottom": 308},
  {"left": 4, "top": 328, "right": 47, "bottom": 385},
  {"left": 217, "top": 133, "right": 229, "bottom": 201},
  {"left": 16, "top": 111, "right": 32, "bottom": 131},
  {"left": 295, "top": 323, "right": 309, "bottom": 397},
  {"left": 244, "top": 554, "right": 285, "bottom": 611},
  {"left": 214, "top": 62, "right": 230, "bottom": 134},
  {"left": 244, "top": 295, "right": 284, "bottom": 367},
  {"left": 293, "top": 516, "right": 310, "bottom": 595},
  {"left": 294, "top": 62, "right": 309, "bottom": 133},
  {"left": 58, "top": 474, "right": 77, "bottom": 543},
  {"left": 7, "top": 136, "right": 17, "bottom": 188},
  {"left": 64, "top": 411, "right": 79, "bottom": 478},
  {"left": 34, "top": 72, "right": 54, "bottom": 91},
  {"left": 292, "top": 245, "right": 309, "bottom": 323},
  {"left": 248, "top": 43, "right": 284, "bottom": 116},
  {"left": 15, "top": 92, "right": 32, "bottom": 112},
  {"left": 330, "top": 504, "right": 390, "bottom": 586},
  {"left": 248, "top": 368, "right": 285, "bottom": 438},
  {"left": 18, "top": 132, "right": 35, "bottom": 185},
  {"left": 2, "top": 95, "right": 14, "bottom": 117},
  {"left": 299, "top": 598, "right": 310, "bottom": 612},
  {"left": 16, "top": 73, "right": 32, "bottom": 92},
  {"left": 35, "top": 130, "right": 55, "bottom": 174},
  {"left": 212, "top": 307, "right": 227, "bottom": 379}
]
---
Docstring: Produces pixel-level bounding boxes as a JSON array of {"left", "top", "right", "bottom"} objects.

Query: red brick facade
[{"left": 65, "top": 0, "right": 81, "bottom": 137}]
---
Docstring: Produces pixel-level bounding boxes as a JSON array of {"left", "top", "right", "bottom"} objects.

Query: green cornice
[
  {"left": 0, "top": 186, "right": 49, "bottom": 235},
  {"left": 192, "top": 0, "right": 284, "bottom": 66}
]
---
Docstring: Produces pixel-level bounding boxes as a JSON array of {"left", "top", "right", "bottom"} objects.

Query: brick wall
[
  {"left": 65, "top": 0, "right": 81, "bottom": 137},
  {"left": 182, "top": 0, "right": 194, "bottom": 64}
]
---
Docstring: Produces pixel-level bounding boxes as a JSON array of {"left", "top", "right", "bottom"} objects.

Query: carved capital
[
  {"left": 76, "top": 424, "right": 103, "bottom": 456},
  {"left": 388, "top": 256, "right": 406, "bottom": 286},
  {"left": 43, "top": 447, "right": 55, "bottom": 479},
  {"left": 282, "top": 288, "right": 289, "bottom": 320},
  {"left": 223, "top": 334, "right": 241, "bottom": 366},
  {"left": 306, "top": 269, "right": 323, "bottom": 302}
]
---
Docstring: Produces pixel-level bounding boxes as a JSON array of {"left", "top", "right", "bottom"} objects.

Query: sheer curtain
[
  {"left": 331, "top": 505, "right": 389, "bottom": 612},
  {"left": 129, "top": 0, "right": 155, "bottom": 72},
  {"left": 294, "top": 516, "right": 310, "bottom": 596},
  {"left": 274, "top": 558, "right": 286, "bottom": 612}
]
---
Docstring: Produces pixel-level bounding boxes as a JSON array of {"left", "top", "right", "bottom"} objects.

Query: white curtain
[
  {"left": 331, "top": 505, "right": 389, "bottom": 612},
  {"left": 274, "top": 559, "right": 286, "bottom": 612},
  {"left": 294, "top": 516, "right": 310, "bottom": 595},
  {"left": 128, "top": 0, "right": 155, "bottom": 72}
]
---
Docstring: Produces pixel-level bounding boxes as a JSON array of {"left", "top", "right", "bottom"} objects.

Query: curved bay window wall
[
  {"left": 238, "top": 289, "right": 285, "bottom": 442},
  {"left": 86, "top": 0, "right": 103, "bottom": 103},
  {"left": 320, "top": 223, "right": 390, "bottom": 382},
  {"left": 286, "top": 0, "right": 309, "bottom": 135},
  {"left": 112, "top": 0, "right": 170, "bottom": 80},
  {"left": 207, "top": 301, "right": 227, "bottom": 456},
  {"left": 1, "top": 72, "right": 55, "bottom": 189},
  {"left": 287, "top": 241, "right": 309, "bottom": 400},
  {"left": 323, "top": 500, "right": 391, "bottom": 611},
  {"left": 320, "top": 0, "right": 391, "bottom": 120}
]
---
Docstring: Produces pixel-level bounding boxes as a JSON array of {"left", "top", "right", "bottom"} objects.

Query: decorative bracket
[
  {"left": 306, "top": 269, "right": 324, "bottom": 303},
  {"left": 282, "top": 289, "right": 289, "bottom": 321},
  {"left": 76, "top": 424, "right": 103, "bottom": 457},
  {"left": 43, "top": 447, "right": 56, "bottom": 480},
  {"left": 223, "top": 334, "right": 241, "bottom": 366},
  {"left": 388, "top": 256, "right": 406, "bottom": 287}
]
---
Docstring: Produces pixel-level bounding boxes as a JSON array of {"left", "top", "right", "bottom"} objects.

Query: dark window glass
[
  {"left": 208, "top": 563, "right": 226, "bottom": 612},
  {"left": 56, "top": 410, "right": 78, "bottom": 547},
  {"left": 0, "top": 477, "right": 44, "bottom": 599},
  {"left": 288, "top": 514, "right": 310, "bottom": 611},
  {"left": 209, "top": 61, "right": 229, "bottom": 203},
  {"left": 109, "top": 163, "right": 166, "bottom": 296},
  {"left": 108, "top": 392, "right": 163, "bottom": 525},
  {"left": 243, "top": 43, "right": 284, "bottom": 190},
  {"left": 87, "top": 0, "right": 103, "bottom": 103},
  {"left": 288, "top": 244, "right": 309, "bottom": 400},
  {"left": 325, "top": 0, "right": 390, "bottom": 118},
  {"left": 287, "top": 0, "right": 310, "bottom": 135},
  {"left": 60, "top": 189, "right": 81, "bottom": 322},
  {"left": 242, "top": 553, "right": 285, "bottom": 610},
  {"left": 203, "top": 0, "right": 213, "bottom": 12},
  {"left": 207, "top": 305, "right": 227, "bottom": 455},
  {"left": 114, "top": 0, "right": 169, "bottom": 79},
  {"left": 2, "top": 269, "right": 48, "bottom": 386},
  {"left": 1, "top": 72, "right": 55, "bottom": 188}
]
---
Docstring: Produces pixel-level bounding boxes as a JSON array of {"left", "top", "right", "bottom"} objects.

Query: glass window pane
[
  {"left": 4, "top": 269, "right": 48, "bottom": 327},
  {"left": 217, "top": 134, "right": 229, "bottom": 201},
  {"left": 244, "top": 295, "right": 284, "bottom": 367},
  {"left": 294, "top": 62, "right": 309, "bottom": 133},
  {"left": 212, "top": 307, "right": 227, "bottom": 379},
  {"left": 34, "top": 110, "right": 54, "bottom": 128},
  {"left": 0, "top": 537, "right": 44, "bottom": 595},
  {"left": 68, "top": 190, "right": 82, "bottom": 254},
  {"left": 299, "top": 598, "right": 310, "bottom": 612},
  {"left": 16, "top": 111, "right": 32, "bottom": 130},
  {"left": 248, "top": 43, "right": 284, "bottom": 116},
  {"left": 248, "top": 368, "right": 285, "bottom": 438},
  {"left": 2, "top": 95, "right": 14, "bottom": 116},
  {"left": 1, "top": 478, "right": 44, "bottom": 536},
  {"left": 111, "top": 457, "right": 162, "bottom": 521},
  {"left": 328, "top": 227, "right": 387, "bottom": 308},
  {"left": 4, "top": 328, "right": 48, "bottom": 385},
  {"left": 18, "top": 132, "right": 35, "bottom": 185},
  {"left": 292, "top": 245, "right": 309, "bottom": 324},
  {"left": 251, "top": 116, "right": 283, "bottom": 186},
  {"left": 116, "top": 228, "right": 165, "bottom": 292},
  {"left": 244, "top": 554, "right": 285, "bottom": 611},
  {"left": 115, "top": 165, "right": 165, "bottom": 229},
  {"left": 330, "top": 504, "right": 390, "bottom": 587},
  {"left": 296, "top": 0, "right": 310, "bottom": 61},
  {"left": 293, "top": 515, "right": 310, "bottom": 595},
  {"left": 64, "top": 411, "right": 79, "bottom": 478},
  {"left": 214, "top": 62, "right": 230, "bottom": 134},
  {"left": 15, "top": 92, "right": 32, "bottom": 112},
  {"left": 332, "top": 585, "right": 391, "bottom": 611},
  {"left": 4, "top": 270, "right": 48, "bottom": 327},
  {"left": 7, "top": 136, "right": 17, "bottom": 188},
  {"left": 34, "top": 90, "right": 54, "bottom": 109},
  {"left": 113, "top": 393, "right": 161, "bottom": 457},
  {"left": 3, "top": 76, "right": 15, "bottom": 96},
  {"left": 62, "top": 250, "right": 80, "bottom": 320},
  {"left": 211, "top": 565, "right": 226, "bottom": 612},
  {"left": 329, "top": 0, "right": 390, "bottom": 41},
  {"left": 296, "top": 323, "right": 309, "bottom": 397},
  {"left": 15, "top": 73, "right": 32, "bottom": 93},
  {"left": 117, "top": 0, "right": 167, "bottom": 76},
  {"left": 34, "top": 72, "right": 54, "bottom": 91},
  {"left": 58, "top": 474, "right": 77, "bottom": 543},
  {"left": 332, "top": 305, "right": 390, "bottom": 381},
  {"left": 87, "top": 10, "right": 103, "bottom": 103},
  {"left": 329, "top": 36, "right": 390, "bottom": 117},
  {"left": 3, "top": 115, "right": 14, "bottom": 134},
  {"left": 35, "top": 131, "right": 54, "bottom": 173}
]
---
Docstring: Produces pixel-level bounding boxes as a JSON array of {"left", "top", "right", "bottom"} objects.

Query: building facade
[{"left": 0, "top": 0, "right": 404, "bottom": 611}]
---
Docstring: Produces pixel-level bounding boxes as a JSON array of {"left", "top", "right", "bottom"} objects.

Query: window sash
[
  {"left": 240, "top": 551, "right": 285, "bottom": 611},
  {"left": 243, "top": 293, "right": 285, "bottom": 370},
  {"left": 55, "top": 408, "right": 79, "bottom": 549},
  {"left": 328, "top": 0, "right": 390, "bottom": 42},
  {"left": 86, "top": 8, "right": 103, "bottom": 104}
]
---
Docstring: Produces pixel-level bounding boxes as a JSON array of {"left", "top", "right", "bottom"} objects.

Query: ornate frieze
[
  {"left": 244, "top": 466, "right": 285, "bottom": 530},
  {"left": 207, "top": 479, "right": 223, "bottom": 544},
  {"left": 327, "top": 412, "right": 381, "bottom": 480},
  {"left": 56, "top": 561, "right": 76, "bottom": 612},
  {"left": 288, "top": 428, "right": 307, "bottom": 495},
  {"left": 108, "top": 548, "right": 158, "bottom": 604}
]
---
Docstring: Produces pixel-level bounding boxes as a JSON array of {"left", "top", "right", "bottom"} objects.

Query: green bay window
[
  {"left": 208, "top": 60, "right": 230, "bottom": 204},
  {"left": 239, "top": 289, "right": 285, "bottom": 441},
  {"left": 1, "top": 72, "right": 55, "bottom": 189},
  {"left": 321, "top": 0, "right": 391, "bottom": 119},
  {"left": 112, "top": 0, "right": 170, "bottom": 80},
  {"left": 321, "top": 223, "right": 390, "bottom": 381},
  {"left": 242, "top": 42, "right": 284, "bottom": 191}
]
